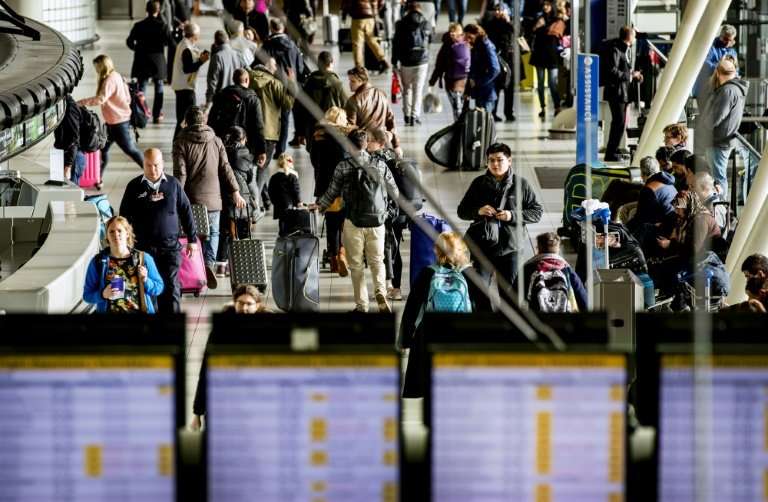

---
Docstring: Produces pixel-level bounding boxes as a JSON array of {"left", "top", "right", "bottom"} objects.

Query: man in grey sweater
[{"left": 205, "top": 30, "right": 246, "bottom": 111}]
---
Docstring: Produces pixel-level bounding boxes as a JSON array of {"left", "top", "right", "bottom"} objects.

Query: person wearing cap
[{"left": 695, "top": 56, "right": 747, "bottom": 199}]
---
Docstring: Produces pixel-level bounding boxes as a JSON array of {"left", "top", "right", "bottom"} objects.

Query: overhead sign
[{"left": 577, "top": 53, "right": 600, "bottom": 166}]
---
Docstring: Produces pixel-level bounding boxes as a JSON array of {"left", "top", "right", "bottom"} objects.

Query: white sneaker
[
  {"left": 376, "top": 294, "right": 392, "bottom": 313},
  {"left": 386, "top": 288, "right": 403, "bottom": 301}
]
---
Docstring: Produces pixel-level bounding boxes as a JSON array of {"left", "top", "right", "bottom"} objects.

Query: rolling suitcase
[
  {"left": 178, "top": 236, "right": 207, "bottom": 296},
  {"left": 324, "top": 14, "right": 339, "bottom": 44},
  {"left": 229, "top": 238, "right": 269, "bottom": 293},
  {"left": 181, "top": 203, "right": 210, "bottom": 239},
  {"left": 79, "top": 150, "right": 101, "bottom": 189},
  {"left": 458, "top": 106, "right": 495, "bottom": 171},
  {"left": 282, "top": 208, "right": 318, "bottom": 236},
  {"left": 409, "top": 213, "right": 452, "bottom": 287},
  {"left": 272, "top": 232, "right": 321, "bottom": 312},
  {"left": 338, "top": 27, "right": 352, "bottom": 52}
]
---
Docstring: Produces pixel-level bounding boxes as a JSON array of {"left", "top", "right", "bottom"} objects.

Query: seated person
[
  {"left": 631, "top": 156, "right": 677, "bottom": 240},
  {"left": 669, "top": 149, "right": 695, "bottom": 191},
  {"left": 662, "top": 123, "right": 690, "bottom": 152},
  {"left": 522, "top": 232, "right": 587, "bottom": 312},
  {"left": 655, "top": 145, "right": 675, "bottom": 173}
]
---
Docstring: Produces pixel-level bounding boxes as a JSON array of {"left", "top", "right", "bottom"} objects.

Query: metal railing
[{"left": 730, "top": 132, "right": 762, "bottom": 213}]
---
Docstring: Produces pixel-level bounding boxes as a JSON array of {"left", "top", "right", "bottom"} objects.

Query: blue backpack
[
  {"left": 425, "top": 264, "right": 472, "bottom": 313},
  {"left": 84, "top": 194, "right": 114, "bottom": 245}
]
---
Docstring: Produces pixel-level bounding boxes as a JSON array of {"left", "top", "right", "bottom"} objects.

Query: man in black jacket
[
  {"left": 53, "top": 95, "right": 83, "bottom": 183},
  {"left": 120, "top": 148, "right": 198, "bottom": 313},
  {"left": 295, "top": 51, "right": 348, "bottom": 147},
  {"left": 392, "top": 1, "right": 431, "bottom": 126},
  {"left": 262, "top": 18, "right": 307, "bottom": 156},
  {"left": 458, "top": 142, "right": 543, "bottom": 300},
  {"left": 127, "top": 1, "right": 172, "bottom": 123},
  {"left": 482, "top": 2, "right": 516, "bottom": 122},
  {"left": 208, "top": 68, "right": 267, "bottom": 166},
  {"left": 603, "top": 26, "right": 643, "bottom": 161}
]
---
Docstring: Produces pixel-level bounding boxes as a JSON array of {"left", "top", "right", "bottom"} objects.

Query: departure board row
[
  {"left": 432, "top": 354, "right": 626, "bottom": 502},
  {"left": 207, "top": 354, "right": 399, "bottom": 502},
  {"left": 0, "top": 355, "right": 175, "bottom": 502}
]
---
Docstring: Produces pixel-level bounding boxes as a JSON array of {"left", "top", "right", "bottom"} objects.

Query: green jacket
[{"left": 248, "top": 66, "right": 295, "bottom": 142}]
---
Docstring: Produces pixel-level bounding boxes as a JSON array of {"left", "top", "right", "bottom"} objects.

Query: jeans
[
  {"left": 204, "top": 210, "right": 221, "bottom": 267},
  {"left": 351, "top": 18, "right": 386, "bottom": 68},
  {"left": 138, "top": 77, "right": 164, "bottom": 120},
  {"left": 101, "top": 121, "right": 144, "bottom": 176},
  {"left": 476, "top": 97, "right": 497, "bottom": 114},
  {"left": 342, "top": 219, "right": 387, "bottom": 310},
  {"left": 446, "top": 0, "right": 467, "bottom": 23},
  {"left": 475, "top": 252, "right": 519, "bottom": 306},
  {"left": 174, "top": 89, "right": 196, "bottom": 139},
  {"left": 705, "top": 146, "right": 733, "bottom": 200},
  {"left": 605, "top": 99, "right": 627, "bottom": 161},
  {"left": 70, "top": 151, "right": 86, "bottom": 185},
  {"left": 143, "top": 245, "right": 182, "bottom": 313},
  {"left": 447, "top": 90, "right": 464, "bottom": 121},
  {"left": 400, "top": 64, "right": 430, "bottom": 120},
  {"left": 535, "top": 66, "right": 560, "bottom": 110}
]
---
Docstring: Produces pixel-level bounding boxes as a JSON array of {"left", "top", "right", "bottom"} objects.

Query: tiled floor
[{"left": 16, "top": 13, "right": 579, "bottom": 421}]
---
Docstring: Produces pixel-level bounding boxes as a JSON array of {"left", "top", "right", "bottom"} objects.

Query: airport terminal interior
[{"left": 1, "top": 0, "right": 768, "bottom": 500}]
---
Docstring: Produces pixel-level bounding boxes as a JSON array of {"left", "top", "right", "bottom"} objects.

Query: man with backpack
[
  {"left": 522, "top": 232, "right": 587, "bottom": 312},
  {"left": 391, "top": 1, "right": 431, "bottom": 126},
  {"left": 312, "top": 129, "right": 400, "bottom": 313},
  {"left": 208, "top": 68, "right": 267, "bottom": 166},
  {"left": 295, "top": 51, "right": 348, "bottom": 147}
]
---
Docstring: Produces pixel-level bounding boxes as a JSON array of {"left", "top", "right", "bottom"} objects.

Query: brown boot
[
  {"left": 329, "top": 255, "right": 339, "bottom": 274},
  {"left": 337, "top": 247, "right": 349, "bottom": 277}
]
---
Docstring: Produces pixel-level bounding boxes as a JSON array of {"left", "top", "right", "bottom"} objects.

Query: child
[
  {"left": 429, "top": 23, "right": 471, "bottom": 121},
  {"left": 267, "top": 152, "right": 302, "bottom": 236}
]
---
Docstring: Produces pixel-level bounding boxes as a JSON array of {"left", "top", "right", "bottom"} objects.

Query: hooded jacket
[
  {"left": 225, "top": 144, "right": 258, "bottom": 218},
  {"left": 522, "top": 253, "right": 588, "bottom": 312},
  {"left": 297, "top": 70, "right": 348, "bottom": 140},
  {"left": 693, "top": 37, "right": 738, "bottom": 97},
  {"left": 633, "top": 171, "right": 678, "bottom": 227},
  {"left": 392, "top": 10, "right": 430, "bottom": 67},
  {"left": 430, "top": 32, "right": 471, "bottom": 90},
  {"left": 208, "top": 84, "right": 266, "bottom": 155},
  {"left": 248, "top": 65, "right": 295, "bottom": 141},
  {"left": 344, "top": 82, "right": 400, "bottom": 148},
  {"left": 206, "top": 43, "right": 246, "bottom": 103},
  {"left": 457, "top": 170, "right": 543, "bottom": 256},
  {"left": 172, "top": 124, "right": 240, "bottom": 211},
  {"left": 468, "top": 37, "right": 501, "bottom": 104},
  {"left": 699, "top": 78, "right": 748, "bottom": 148}
]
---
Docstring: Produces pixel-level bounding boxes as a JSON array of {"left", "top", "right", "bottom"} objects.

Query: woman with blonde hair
[
  {"left": 268, "top": 152, "right": 303, "bottom": 236},
  {"left": 309, "top": 107, "right": 353, "bottom": 275},
  {"left": 400, "top": 233, "right": 490, "bottom": 396},
  {"left": 78, "top": 55, "right": 145, "bottom": 189},
  {"left": 83, "top": 216, "right": 164, "bottom": 313}
]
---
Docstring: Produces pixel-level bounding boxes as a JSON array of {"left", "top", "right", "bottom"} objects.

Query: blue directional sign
[{"left": 577, "top": 53, "right": 599, "bottom": 165}]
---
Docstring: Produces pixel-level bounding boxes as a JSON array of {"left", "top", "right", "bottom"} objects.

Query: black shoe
[
  {"left": 378, "top": 60, "right": 392, "bottom": 74},
  {"left": 413, "top": 117, "right": 422, "bottom": 125},
  {"left": 263, "top": 200, "right": 272, "bottom": 211},
  {"left": 404, "top": 116, "right": 412, "bottom": 126},
  {"left": 493, "top": 114, "right": 503, "bottom": 122},
  {"left": 506, "top": 115, "right": 516, "bottom": 122},
  {"left": 538, "top": 109, "right": 546, "bottom": 118}
]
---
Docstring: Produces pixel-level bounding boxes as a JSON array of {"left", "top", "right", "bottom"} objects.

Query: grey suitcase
[
  {"left": 459, "top": 106, "right": 495, "bottom": 171},
  {"left": 228, "top": 238, "right": 269, "bottom": 293},
  {"left": 323, "top": 14, "right": 339, "bottom": 45},
  {"left": 272, "top": 234, "right": 320, "bottom": 312}
]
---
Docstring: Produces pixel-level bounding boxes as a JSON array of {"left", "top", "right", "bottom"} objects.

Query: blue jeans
[
  {"left": 138, "top": 77, "right": 164, "bottom": 120},
  {"left": 70, "top": 150, "right": 86, "bottom": 185},
  {"left": 705, "top": 146, "right": 731, "bottom": 200},
  {"left": 446, "top": 0, "right": 467, "bottom": 23},
  {"left": 204, "top": 210, "right": 221, "bottom": 267},
  {"left": 535, "top": 66, "right": 561, "bottom": 109},
  {"left": 476, "top": 98, "right": 497, "bottom": 114},
  {"left": 101, "top": 121, "right": 144, "bottom": 176}
]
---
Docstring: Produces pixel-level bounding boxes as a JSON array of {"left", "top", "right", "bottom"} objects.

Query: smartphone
[{"left": 110, "top": 277, "right": 125, "bottom": 299}]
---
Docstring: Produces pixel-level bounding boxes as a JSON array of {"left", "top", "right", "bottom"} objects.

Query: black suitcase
[
  {"left": 272, "top": 234, "right": 320, "bottom": 312},
  {"left": 458, "top": 107, "right": 495, "bottom": 171},
  {"left": 281, "top": 208, "right": 318, "bottom": 236},
  {"left": 339, "top": 28, "right": 352, "bottom": 52},
  {"left": 228, "top": 238, "right": 269, "bottom": 293}
]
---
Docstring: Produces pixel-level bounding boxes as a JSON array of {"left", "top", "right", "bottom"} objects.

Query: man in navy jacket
[{"left": 120, "top": 148, "right": 198, "bottom": 313}]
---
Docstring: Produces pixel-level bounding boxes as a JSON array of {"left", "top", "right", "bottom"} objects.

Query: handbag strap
[
  {"left": 137, "top": 250, "right": 147, "bottom": 313},
  {"left": 498, "top": 175, "right": 514, "bottom": 211}
]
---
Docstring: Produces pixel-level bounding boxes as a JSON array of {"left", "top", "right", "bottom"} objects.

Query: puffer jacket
[
  {"left": 457, "top": 170, "right": 543, "bottom": 256},
  {"left": 172, "top": 124, "right": 240, "bottom": 211},
  {"left": 225, "top": 144, "right": 258, "bottom": 218},
  {"left": 344, "top": 82, "right": 400, "bottom": 148},
  {"left": 392, "top": 10, "right": 430, "bottom": 67},
  {"left": 342, "top": 0, "right": 383, "bottom": 19},
  {"left": 248, "top": 65, "right": 295, "bottom": 141},
  {"left": 429, "top": 32, "right": 470, "bottom": 91}
]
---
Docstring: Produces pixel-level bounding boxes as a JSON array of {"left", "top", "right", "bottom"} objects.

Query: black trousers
[
  {"left": 605, "top": 99, "right": 627, "bottom": 161},
  {"left": 144, "top": 245, "right": 182, "bottom": 313},
  {"left": 174, "top": 89, "right": 197, "bottom": 139},
  {"left": 494, "top": 54, "right": 516, "bottom": 120},
  {"left": 325, "top": 210, "right": 345, "bottom": 255},
  {"left": 384, "top": 218, "right": 406, "bottom": 288},
  {"left": 167, "top": 42, "right": 178, "bottom": 85},
  {"left": 475, "top": 251, "right": 519, "bottom": 306}
]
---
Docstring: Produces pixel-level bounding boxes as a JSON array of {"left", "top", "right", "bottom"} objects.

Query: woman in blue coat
[
  {"left": 463, "top": 24, "right": 501, "bottom": 112},
  {"left": 83, "top": 216, "right": 164, "bottom": 313}
]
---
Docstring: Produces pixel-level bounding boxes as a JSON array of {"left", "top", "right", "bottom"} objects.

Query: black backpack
[
  {"left": 79, "top": 106, "right": 108, "bottom": 153},
  {"left": 404, "top": 17, "right": 429, "bottom": 60},
  {"left": 495, "top": 52, "right": 512, "bottom": 90},
  {"left": 127, "top": 80, "right": 150, "bottom": 129},
  {"left": 208, "top": 88, "right": 246, "bottom": 138},
  {"left": 346, "top": 160, "right": 388, "bottom": 228}
]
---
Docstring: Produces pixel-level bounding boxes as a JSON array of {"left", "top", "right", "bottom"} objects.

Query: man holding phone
[
  {"left": 458, "top": 142, "right": 543, "bottom": 303},
  {"left": 120, "top": 148, "right": 198, "bottom": 313}
]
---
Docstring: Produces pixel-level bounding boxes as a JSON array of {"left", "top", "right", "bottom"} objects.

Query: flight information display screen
[
  {"left": 208, "top": 353, "right": 399, "bottom": 502},
  {"left": 432, "top": 353, "right": 626, "bottom": 501},
  {"left": 0, "top": 355, "right": 176, "bottom": 501},
  {"left": 659, "top": 354, "right": 768, "bottom": 501}
]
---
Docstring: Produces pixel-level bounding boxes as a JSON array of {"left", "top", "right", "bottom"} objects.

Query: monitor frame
[
  {"left": 204, "top": 313, "right": 401, "bottom": 502},
  {"left": 0, "top": 314, "right": 187, "bottom": 502}
]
